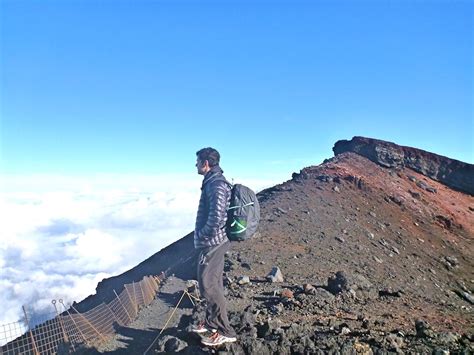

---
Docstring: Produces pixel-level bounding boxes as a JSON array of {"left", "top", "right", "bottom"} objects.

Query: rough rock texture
[
  {"left": 333, "top": 136, "right": 474, "bottom": 195},
  {"left": 327, "top": 271, "right": 378, "bottom": 300}
]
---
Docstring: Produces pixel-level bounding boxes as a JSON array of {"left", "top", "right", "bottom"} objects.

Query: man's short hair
[{"left": 196, "top": 147, "right": 220, "bottom": 167}]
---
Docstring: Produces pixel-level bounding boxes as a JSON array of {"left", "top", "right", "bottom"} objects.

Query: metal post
[
  {"left": 150, "top": 275, "right": 159, "bottom": 292},
  {"left": 141, "top": 276, "right": 150, "bottom": 303},
  {"left": 143, "top": 290, "right": 187, "bottom": 355},
  {"left": 52, "top": 300, "right": 75, "bottom": 352},
  {"left": 125, "top": 285, "right": 138, "bottom": 317},
  {"left": 133, "top": 282, "right": 138, "bottom": 311},
  {"left": 114, "top": 290, "right": 133, "bottom": 324},
  {"left": 184, "top": 290, "right": 196, "bottom": 306},
  {"left": 103, "top": 301, "right": 122, "bottom": 327},
  {"left": 139, "top": 280, "right": 145, "bottom": 307},
  {"left": 59, "top": 299, "right": 90, "bottom": 347},
  {"left": 145, "top": 276, "right": 156, "bottom": 301},
  {"left": 153, "top": 275, "right": 161, "bottom": 289},
  {"left": 149, "top": 276, "right": 157, "bottom": 292},
  {"left": 69, "top": 304, "right": 107, "bottom": 343},
  {"left": 22, "top": 305, "right": 40, "bottom": 355}
]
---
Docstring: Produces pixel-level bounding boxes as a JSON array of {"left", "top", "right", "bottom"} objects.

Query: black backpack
[{"left": 226, "top": 184, "right": 260, "bottom": 241}]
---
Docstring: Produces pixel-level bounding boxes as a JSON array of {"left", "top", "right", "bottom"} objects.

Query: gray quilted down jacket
[{"left": 194, "top": 165, "right": 231, "bottom": 249}]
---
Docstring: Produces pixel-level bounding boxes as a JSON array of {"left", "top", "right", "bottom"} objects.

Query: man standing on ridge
[{"left": 191, "top": 147, "right": 237, "bottom": 346}]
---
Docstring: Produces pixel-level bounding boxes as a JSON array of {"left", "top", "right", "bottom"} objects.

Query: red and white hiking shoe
[
  {"left": 190, "top": 322, "right": 215, "bottom": 334},
  {"left": 201, "top": 332, "right": 237, "bottom": 346}
]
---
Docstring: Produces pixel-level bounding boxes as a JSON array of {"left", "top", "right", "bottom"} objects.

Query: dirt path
[{"left": 82, "top": 276, "right": 198, "bottom": 354}]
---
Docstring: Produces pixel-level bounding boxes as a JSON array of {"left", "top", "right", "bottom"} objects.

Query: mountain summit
[{"left": 333, "top": 136, "right": 474, "bottom": 195}]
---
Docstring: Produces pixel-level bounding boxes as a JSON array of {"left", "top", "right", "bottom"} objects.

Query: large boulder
[{"left": 327, "top": 271, "right": 378, "bottom": 300}]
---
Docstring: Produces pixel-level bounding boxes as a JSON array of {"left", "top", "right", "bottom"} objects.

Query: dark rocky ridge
[
  {"left": 333, "top": 136, "right": 474, "bottom": 195},
  {"left": 56, "top": 138, "right": 473, "bottom": 353}
]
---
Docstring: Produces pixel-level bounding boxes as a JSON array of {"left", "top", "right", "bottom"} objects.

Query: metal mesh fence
[
  {"left": 0, "top": 321, "right": 28, "bottom": 349},
  {"left": 0, "top": 274, "right": 162, "bottom": 354},
  {"left": 0, "top": 320, "right": 34, "bottom": 355},
  {"left": 32, "top": 318, "right": 63, "bottom": 355}
]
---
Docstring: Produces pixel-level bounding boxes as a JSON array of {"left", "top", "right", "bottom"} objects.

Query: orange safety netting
[{"left": 0, "top": 275, "right": 162, "bottom": 355}]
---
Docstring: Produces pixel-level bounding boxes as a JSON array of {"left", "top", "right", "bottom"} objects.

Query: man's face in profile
[{"left": 196, "top": 159, "right": 210, "bottom": 175}]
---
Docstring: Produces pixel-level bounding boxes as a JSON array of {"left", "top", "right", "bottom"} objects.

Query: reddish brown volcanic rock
[{"left": 333, "top": 136, "right": 474, "bottom": 195}]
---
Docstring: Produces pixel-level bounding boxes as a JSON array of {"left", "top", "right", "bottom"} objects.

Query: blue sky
[
  {"left": 1, "top": 0, "right": 473, "bottom": 179},
  {"left": 0, "top": 0, "right": 473, "bottom": 328}
]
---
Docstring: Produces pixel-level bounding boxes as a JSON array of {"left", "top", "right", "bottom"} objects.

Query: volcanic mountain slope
[
  {"left": 76, "top": 138, "right": 473, "bottom": 354},
  {"left": 235, "top": 151, "right": 473, "bottom": 325}
]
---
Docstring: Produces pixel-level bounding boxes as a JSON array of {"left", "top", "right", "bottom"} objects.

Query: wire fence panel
[
  {"left": 143, "top": 276, "right": 156, "bottom": 305},
  {"left": 67, "top": 313, "right": 102, "bottom": 346},
  {"left": 125, "top": 284, "right": 139, "bottom": 315},
  {"left": 0, "top": 275, "right": 161, "bottom": 354},
  {"left": 108, "top": 297, "right": 130, "bottom": 326},
  {"left": 133, "top": 281, "right": 146, "bottom": 310},
  {"left": 80, "top": 303, "right": 116, "bottom": 336},
  {"left": 122, "top": 285, "right": 139, "bottom": 320},
  {"left": 1, "top": 328, "right": 36, "bottom": 355},
  {"left": 0, "top": 321, "right": 28, "bottom": 348},
  {"left": 61, "top": 314, "right": 86, "bottom": 347},
  {"left": 31, "top": 318, "right": 63, "bottom": 355}
]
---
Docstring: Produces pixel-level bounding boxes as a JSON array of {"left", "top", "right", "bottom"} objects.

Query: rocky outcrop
[{"left": 333, "top": 136, "right": 474, "bottom": 195}]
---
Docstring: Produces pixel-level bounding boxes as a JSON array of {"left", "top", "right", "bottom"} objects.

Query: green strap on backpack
[{"left": 226, "top": 184, "right": 260, "bottom": 241}]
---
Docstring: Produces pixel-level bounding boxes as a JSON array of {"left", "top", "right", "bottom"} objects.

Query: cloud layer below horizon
[{"left": 0, "top": 173, "right": 280, "bottom": 330}]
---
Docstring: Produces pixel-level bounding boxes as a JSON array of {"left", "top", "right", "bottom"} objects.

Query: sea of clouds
[{"left": 0, "top": 173, "right": 280, "bottom": 331}]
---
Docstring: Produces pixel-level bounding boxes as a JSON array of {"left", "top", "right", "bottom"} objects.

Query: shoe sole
[
  {"left": 201, "top": 337, "right": 237, "bottom": 346},
  {"left": 191, "top": 328, "right": 218, "bottom": 334}
]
